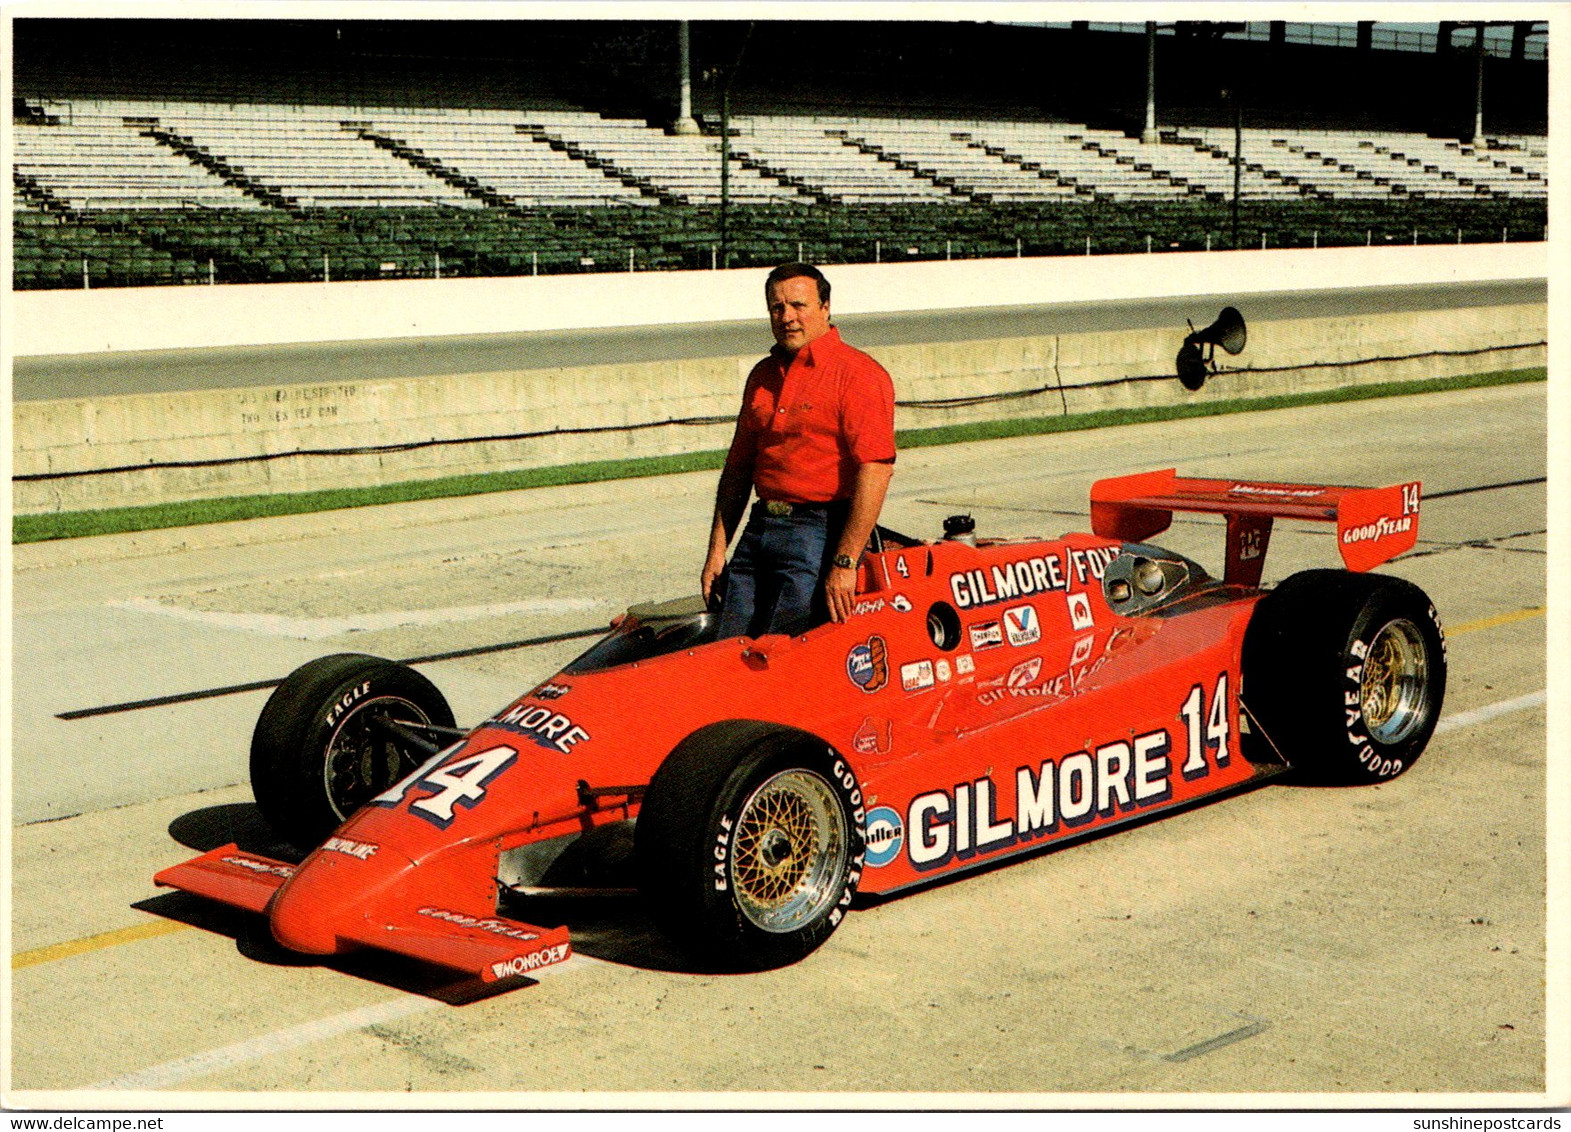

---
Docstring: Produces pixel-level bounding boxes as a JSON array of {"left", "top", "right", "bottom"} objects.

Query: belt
[{"left": 755, "top": 498, "right": 846, "bottom": 518}]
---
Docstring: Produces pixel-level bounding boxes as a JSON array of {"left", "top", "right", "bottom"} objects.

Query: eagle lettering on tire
[
  {"left": 637, "top": 722, "right": 867, "bottom": 970},
  {"left": 251, "top": 653, "right": 455, "bottom": 850}
]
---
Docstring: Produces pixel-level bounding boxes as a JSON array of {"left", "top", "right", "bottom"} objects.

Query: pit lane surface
[{"left": 8, "top": 382, "right": 1554, "bottom": 1101}]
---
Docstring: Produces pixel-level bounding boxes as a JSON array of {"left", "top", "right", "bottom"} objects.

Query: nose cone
[{"left": 269, "top": 842, "right": 414, "bottom": 955}]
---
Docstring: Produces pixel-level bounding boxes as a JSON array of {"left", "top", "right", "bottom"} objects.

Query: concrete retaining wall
[
  {"left": 11, "top": 243, "right": 1547, "bottom": 356},
  {"left": 11, "top": 245, "right": 1548, "bottom": 515}
]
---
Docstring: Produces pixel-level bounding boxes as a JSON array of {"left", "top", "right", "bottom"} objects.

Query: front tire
[
  {"left": 634, "top": 722, "right": 866, "bottom": 970},
  {"left": 1242, "top": 570, "right": 1446, "bottom": 785},
  {"left": 250, "top": 653, "right": 455, "bottom": 850}
]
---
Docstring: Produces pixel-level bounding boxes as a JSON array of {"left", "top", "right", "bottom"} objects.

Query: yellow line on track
[
  {"left": 13, "top": 919, "right": 189, "bottom": 969},
  {"left": 12, "top": 607, "right": 1547, "bottom": 971},
  {"left": 1448, "top": 606, "right": 1545, "bottom": 635}
]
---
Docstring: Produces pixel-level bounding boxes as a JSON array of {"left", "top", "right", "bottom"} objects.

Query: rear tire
[
  {"left": 250, "top": 653, "right": 454, "bottom": 850},
  {"left": 635, "top": 722, "right": 866, "bottom": 970},
  {"left": 1242, "top": 570, "right": 1446, "bottom": 785}
]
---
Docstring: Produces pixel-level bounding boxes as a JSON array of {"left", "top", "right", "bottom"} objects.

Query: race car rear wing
[{"left": 1090, "top": 468, "right": 1421, "bottom": 587}]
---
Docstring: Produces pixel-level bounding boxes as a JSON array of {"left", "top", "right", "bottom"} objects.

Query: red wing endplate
[
  {"left": 1091, "top": 469, "right": 1421, "bottom": 584},
  {"left": 155, "top": 845, "right": 571, "bottom": 983},
  {"left": 153, "top": 844, "right": 295, "bottom": 914}
]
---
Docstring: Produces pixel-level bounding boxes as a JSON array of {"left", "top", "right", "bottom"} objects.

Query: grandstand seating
[
  {"left": 727, "top": 117, "right": 960, "bottom": 205},
  {"left": 9, "top": 96, "right": 1549, "bottom": 289}
]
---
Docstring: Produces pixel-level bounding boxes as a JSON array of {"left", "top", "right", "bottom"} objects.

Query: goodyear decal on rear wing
[{"left": 1336, "top": 482, "right": 1421, "bottom": 572}]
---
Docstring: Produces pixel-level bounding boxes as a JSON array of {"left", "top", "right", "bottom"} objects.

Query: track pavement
[{"left": 7, "top": 382, "right": 1554, "bottom": 1101}]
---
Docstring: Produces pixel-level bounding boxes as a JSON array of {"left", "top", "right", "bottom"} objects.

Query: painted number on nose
[{"left": 371, "top": 745, "right": 517, "bottom": 828}]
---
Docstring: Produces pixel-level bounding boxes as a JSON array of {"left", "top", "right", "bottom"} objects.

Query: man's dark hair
[{"left": 765, "top": 262, "right": 830, "bottom": 305}]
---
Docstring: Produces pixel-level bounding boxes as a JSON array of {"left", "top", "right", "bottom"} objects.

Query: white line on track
[
  {"left": 83, "top": 689, "right": 1546, "bottom": 1092},
  {"left": 1434, "top": 689, "right": 1546, "bottom": 735},
  {"left": 114, "top": 595, "right": 604, "bottom": 640},
  {"left": 87, "top": 954, "right": 602, "bottom": 1091}
]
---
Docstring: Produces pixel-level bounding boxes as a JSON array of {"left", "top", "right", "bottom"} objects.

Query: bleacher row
[
  {"left": 14, "top": 196, "right": 1548, "bottom": 291},
  {"left": 11, "top": 98, "right": 1549, "bottom": 289},
  {"left": 15, "top": 98, "right": 1549, "bottom": 212}
]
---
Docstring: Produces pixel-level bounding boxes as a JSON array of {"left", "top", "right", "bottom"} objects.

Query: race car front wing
[{"left": 155, "top": 845, "right": 572, "bottom": 984}]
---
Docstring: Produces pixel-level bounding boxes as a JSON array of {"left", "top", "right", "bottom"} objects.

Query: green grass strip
[{"left": 14, "top": 366, "right": 1544, "bottom": 544}]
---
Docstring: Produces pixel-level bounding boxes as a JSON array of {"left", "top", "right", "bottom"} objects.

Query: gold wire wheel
[
  {"left": 730, "top": 768, "right": 849, "bottom": 934},
  {"left": 1360, "top": 618, "right": 1431, "bottom": 746}
]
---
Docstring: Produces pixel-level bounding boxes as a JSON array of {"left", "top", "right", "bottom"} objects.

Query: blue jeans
[{"left": 716, "top": 504, "right": 846, "bottom": 639}]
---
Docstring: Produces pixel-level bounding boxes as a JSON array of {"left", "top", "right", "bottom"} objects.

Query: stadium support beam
[
  {"left": 1472, "top": 21, "right": 1486, "bottom": 142},
  {"left": 1141, "top": 21, "right": 1158, "bottom": 143},
  {"left": 673, "top": 21, "right": 701, "bottom": 135},
  {"left": 1510, "top": 21, "right": 1530, "bottom": 60},
  {"left": 1356, "top": 22, "right": 1373, "bottom": 52}
]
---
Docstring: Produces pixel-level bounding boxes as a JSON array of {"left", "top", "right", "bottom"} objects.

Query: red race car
[{"left": 156, "top": 469, "right": 1446, "bottom": 988}]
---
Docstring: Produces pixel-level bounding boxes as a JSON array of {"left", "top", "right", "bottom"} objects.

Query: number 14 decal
[
  {"left": 371, "top": 744, "right": 517, "bottom": 828},
  {"left": 1401, "top": 483, "right": 1422, "bottom": 516},
  {"left": 1178, "top": 673, "right": 1230, "bottom": 780}
]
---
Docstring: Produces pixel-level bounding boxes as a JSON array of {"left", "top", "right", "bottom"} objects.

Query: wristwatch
[{"left": 832, "top": 553, "right": 857, "bottom": 570}]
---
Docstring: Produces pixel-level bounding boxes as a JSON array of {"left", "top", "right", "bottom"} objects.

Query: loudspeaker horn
[{"left": 1176, "top": 306, "right": 1247, "bottom": 391}]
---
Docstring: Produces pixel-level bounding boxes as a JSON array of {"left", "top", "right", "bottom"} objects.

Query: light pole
[
  {"left": 1142, "top": 22, "right": 1159, "bottom": 143},
  {"left": 1221, "top": 87, "right": 1242, "bottom": 249},
  {"left": 1472, "top": 21, "right": 1486, "bottom": 142},
  {"left": 713, "top": 23, "right": 754, "bottom": 270},
  {"left": 673, "top": 22, "right": 700, "bottom": 135}
]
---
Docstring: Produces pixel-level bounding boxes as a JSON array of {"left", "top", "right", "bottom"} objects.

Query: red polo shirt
[{"left": 724, "top": 326, "right": 896, "bottom": 504}]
